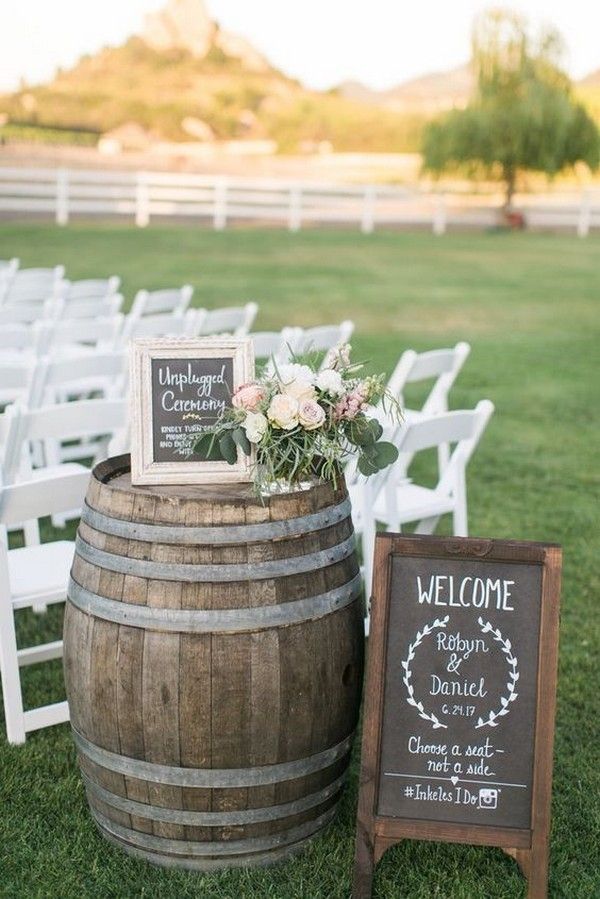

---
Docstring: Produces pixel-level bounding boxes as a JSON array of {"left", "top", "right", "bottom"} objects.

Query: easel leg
[
  {"left": 503, "top": 845, "right": 548, "bottom": 898},
  {"left": 352, "top": 827, "right": 375, "bottom": 899},
  {"left": 527, "top": 835, "right": 549, "bottom": 899}
]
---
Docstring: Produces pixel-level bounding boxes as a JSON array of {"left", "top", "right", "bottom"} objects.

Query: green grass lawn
[{"left": 0, "top": 224, "right": 599, "bottom": 898}]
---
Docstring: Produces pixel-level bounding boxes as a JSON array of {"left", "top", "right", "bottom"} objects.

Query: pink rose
[
  {"left": 298, "top": 399, "right": 326, "bottom": 431},
  {"left": 232, "top": 382, "right": 265, "bottom": 411}
]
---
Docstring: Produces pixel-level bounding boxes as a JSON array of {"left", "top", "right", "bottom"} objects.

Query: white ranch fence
[{"left": 0, "top": 167, "right": 598, "bottom": 235}]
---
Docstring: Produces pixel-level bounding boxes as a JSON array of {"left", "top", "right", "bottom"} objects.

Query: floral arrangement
[{"left": 193, "top": 344, "right": 401, "bottom": 492}]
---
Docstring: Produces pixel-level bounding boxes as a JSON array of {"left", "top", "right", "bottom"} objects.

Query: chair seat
[
  {"left": 373, "top": 482, "right": 455, "bottom": 526},
  {"left": 9, "top": 541, "right": 75, "bottom": 606}
]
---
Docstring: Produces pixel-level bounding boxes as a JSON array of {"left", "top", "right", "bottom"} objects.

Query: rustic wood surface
[{"left": 64, "top": 454, "right": 363, "bottom": 869}]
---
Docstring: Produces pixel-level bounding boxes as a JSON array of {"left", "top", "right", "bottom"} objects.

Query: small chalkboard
[
  {"left": 130, "top": 337, "right": 254, "bottom": 485},
  {"left": 353, "top": 534, "right": 561, "bottom": 899}
]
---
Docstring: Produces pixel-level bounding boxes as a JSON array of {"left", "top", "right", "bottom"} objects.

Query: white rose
[
  {"left": 277, "top": 363, "right": 314, "bottom": 391},
  {"left": 267, "top": 393, "right": 299, "bottom": 430},
  {"left": 243, "top": 411, "right": 268, "bottom": 444},
  {"left": 316, "top": 368, "right": 344, "bottom": 396},
  {"left": 284, "top": 380, "right": 317, "bottom": 402}
]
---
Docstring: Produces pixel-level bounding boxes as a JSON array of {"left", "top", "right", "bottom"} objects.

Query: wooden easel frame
[{"left": 353, "top": 533, "right": 562, "bottom": 899}]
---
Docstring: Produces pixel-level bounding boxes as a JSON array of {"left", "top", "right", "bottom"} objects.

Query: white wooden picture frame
[{"left": 130, "top": 337, "right": 254, "bottom": 485}]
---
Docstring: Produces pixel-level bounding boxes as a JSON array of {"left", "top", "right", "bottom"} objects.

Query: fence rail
[{"left": 0, "top": 167, "right": 598, "bottom": 235}]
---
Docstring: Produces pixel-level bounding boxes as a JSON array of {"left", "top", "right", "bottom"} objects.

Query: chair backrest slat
[
  {"left": 396, "top": 408, "right": 484, "bottom": 454},
  {"left": 292, "top": 320, "right": 354, "bottom": 359},
  {"left": 130, "top": 286, "right": 193, "bottom": 318},
  {"left": 1, "top": 399, "right": 128, "bottom": 483},
  {"left": 57, "top": 295, "right": 124, "bottom": 319},
  {"left": 65, "top": 276, "right": 121, "bottom": 301},
  {"left": 0, "top": 468, "right": 91, "bottom": 527},
  {"left": 28, "top": 351, "right": 128, "bottom": 407},
  {"left": 2, "top": 266, "right": 65, "bottom": 304},
  {"left": 121, "top": 310, "right": 194, "bottom": 343},
  {"left": 194, "top": 302, "right": 258, "bottom": 337},
  {"left": 35, "top": 315, "right": 123, "bottom": 354},
  {"left": 392, "top": 401, "right": 494, "bottom": 493},
  {"left": 386, "top": 342, "right": 471, "bottom": 414},
  {"left": 0, "top": 299, "right": 59, "bottom": 325}
]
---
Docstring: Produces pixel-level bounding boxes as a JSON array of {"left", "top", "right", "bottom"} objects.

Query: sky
[{"left": 1, "top": 0, "right": 598, "bottom": 94}]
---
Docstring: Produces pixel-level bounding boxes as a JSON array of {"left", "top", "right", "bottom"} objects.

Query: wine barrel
[{"left": 63, "top": 455, "right": 363, "bottom": 871}]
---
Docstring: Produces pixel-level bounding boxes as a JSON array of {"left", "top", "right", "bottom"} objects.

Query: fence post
[
  {"left": 361, "top": 186, "right": 376, "bottom": 234},
  {"left": 288, "top": 185, "right": 302, "bottom": 232},
  {"left": 55, "top": 168, "right": 69, "bottom": 226},
  {"left": 577, "top": 190, "right": 591, "bottom": 238},
  {"left": 433, "top": 194, "right": 447, "bottom": 235},
  {"left": 213, "top": 177, "right": 228, "bottom": 230},
  {"left": 135, "top": 172, "right": 150, "bottom": 227}
]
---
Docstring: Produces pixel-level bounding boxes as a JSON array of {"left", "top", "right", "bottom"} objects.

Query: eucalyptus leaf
[
  {"left": 368, "top": 419, "right": 383, "bottom": 441},
  {"left": 357, "top": 454, "right": 379, "bottom": 476},
  {"left": 347, "top": 417, "right": 376, "bottom": 447},
  {"left": 232, "top": 427, "right": 252, "bottom": 456},
  {"left": 373, "top": 441, "right": 399, "bottom": 467},
  {"left": 219, "top": 432, "right": 238, "bottom": 465},
  {"left": 194, "top": 432, "right": 217, "bottom": 455}
]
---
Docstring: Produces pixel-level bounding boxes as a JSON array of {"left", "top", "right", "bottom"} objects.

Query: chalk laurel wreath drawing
[
  {"left": 402, "top": 615, "right": 450, "bottom": 730},
  {"left": 475, "top": 617, "right": 520, "bottom": 729},
  {"left": 402, "top": 615, "right": 519, "bottom": 731}
]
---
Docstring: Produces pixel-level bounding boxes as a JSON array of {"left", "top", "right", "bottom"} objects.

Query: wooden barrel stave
[{"left": 64, "top": 455, "right": 363, "bottom": 869}]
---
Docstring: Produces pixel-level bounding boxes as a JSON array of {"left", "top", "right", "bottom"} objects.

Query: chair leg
[
  {"left": 438, "top": 442, "right": 450, "bottom": 473},
  {"left": 414, "top": 515, "right": 441, "bottom": 535},
  {"left": 0, "top": 601, "right": 27, "bottom": 744},
  {"left": 453, "top": 473, "right": 468, "bottom": 536}
]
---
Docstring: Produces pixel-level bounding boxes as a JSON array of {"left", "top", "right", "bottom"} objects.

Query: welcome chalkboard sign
[
  {"left": 353, "top": 534, "right": 561, "bottom": 899},
  {"left": 130, "top": 337, "right": 254, "bottom": 485}
]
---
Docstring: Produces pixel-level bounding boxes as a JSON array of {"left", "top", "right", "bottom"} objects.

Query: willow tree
[{"left": 422, "top": 10, "right": 600, "bottom": 209}]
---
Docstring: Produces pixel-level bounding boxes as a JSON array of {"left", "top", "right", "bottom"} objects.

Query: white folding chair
[
  {"left": 28, "top": 351, "right": 128, "bottom": 409},
  {"left": 0, "top": 398, "right": 128, "bottom": 542},
  {"left": 35, "top": 314, "right": 124, "bottom": 356},
  {"left": 0, "top": 359, "right": 37, "bottom": 407},
  {"left": 383, "top": 342, "right": 471, "bottom": 471},
  {"left": 251, "top": 329, "right": 300, "bottom": 371},
  {"left": 57, "top": 294, "right": 124, "bottom": 320},
  {"left": 64, "top": 276, "right": 121, "bottom": 301},
  {"left": 1, "top": 266, "right": 65, "bottom": 304},
  {"left": 194, "top": 302, "right": 258, "bottom": 337},
  {"left": 0, "top": 399, "right": 128, "bottom": 485},
  {"left": 130, "top": 285, "right": 193, "bottom": 318},
  {"left": 0, "top": 324, "right": 40, "bottom": 364},
  {"left": 30, "top": 351, "right": 128, "bottom": 464},
  {"left": 291, "top": 320, "right": 355, "bottom": 368},
  {"left": 120, "top": 310, "right": 196, "bottom": 345},
  {"left": 350, "top": 400, "right": 494, "bottom": 608},
  {"left": 0, "top": 299, "right": 61, "bottom": 327},
  {"left": 0, "top": 467, "right": 90, "bottom": 744}
]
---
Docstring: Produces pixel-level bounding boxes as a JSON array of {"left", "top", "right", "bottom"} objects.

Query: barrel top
[
  {"left": 90, "top": 455, "right": 345, "bottom": 519},
  {"left": 94, "top": 455, "right": 258, "bottom": 501}
]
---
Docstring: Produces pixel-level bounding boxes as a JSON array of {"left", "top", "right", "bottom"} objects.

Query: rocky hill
[{"left": 0, "top": 0, "right": 426, "bottom": 152}]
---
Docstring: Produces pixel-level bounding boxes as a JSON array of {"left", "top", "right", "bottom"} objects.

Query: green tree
[{"left": 422, "top": 9, "right": 600, "bottom": 209}]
